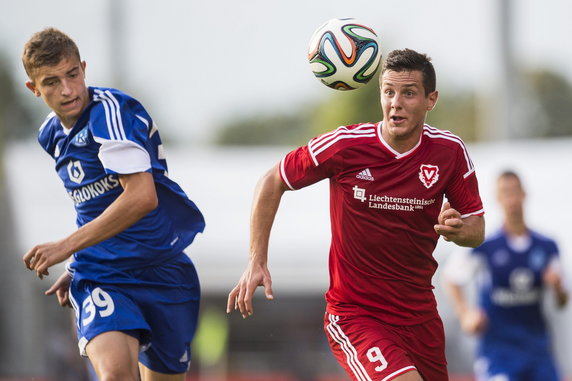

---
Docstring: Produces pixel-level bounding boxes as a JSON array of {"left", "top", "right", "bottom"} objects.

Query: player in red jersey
[{"left": 227, "top": 49, "right": 485, "bottom": 381}]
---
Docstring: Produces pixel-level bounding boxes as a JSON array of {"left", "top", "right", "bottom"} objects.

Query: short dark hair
[
  {"left": 498, "top": 170, "right": 523, "bottom": 188},
  {"left": 22, "top": 27, "right": 81, "bottom": 79},
  {"left": 381, "top": 48, "right": 436, "bottom": 96}
]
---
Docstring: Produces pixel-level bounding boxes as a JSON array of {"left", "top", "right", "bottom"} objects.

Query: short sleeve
[
  {"left": 90, "top": 89, "right": 152, "bottom": 174},
  {"left": 546, "top": 240, "right": 566, "bottom": 286},
  {"left": 279, "top": 145, "right": 332, "bottom": 190},
  {"left": 442, "top": 247, "right": 482, "bottom": 285},
  {"left": 96, "top": 139, "right": 151, "bottom": 174},
  {"left": 445, "top": 145, "right": 484, "bottom": 218}
]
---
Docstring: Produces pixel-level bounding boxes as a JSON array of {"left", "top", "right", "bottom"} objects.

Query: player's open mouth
[
  {"left": 391, "top": 116, "right": 406, "bottom": 123},
  {"left": 61, "top": 97, "right": 79, "bottom": 107}
]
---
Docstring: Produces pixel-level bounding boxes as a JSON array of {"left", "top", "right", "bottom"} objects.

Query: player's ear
[
  {"left": 427, "top": 90, "right": 438, "bottom": 111},
  {"left": 25, "top": 80, "right": 41, "bottom": 97},
  {"left": 81, "top": 60, "right": 87, "bottom": 76}
]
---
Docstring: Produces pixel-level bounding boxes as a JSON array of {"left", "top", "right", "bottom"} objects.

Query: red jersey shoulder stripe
[
  {"left": 308, "top": 123, "right": 377, "bottom": 166},
  {"left": 422, "top": 125, "right": 475, "bottom": 178}
]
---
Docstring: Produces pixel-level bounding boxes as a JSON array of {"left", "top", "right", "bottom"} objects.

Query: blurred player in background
[
  {"left": 21, "top": 28, "right": 205, "bottom": 381},
  {"left": 443, "top": 170, "right": 568, "bottom": 381},
  {"left": 228, "top": 49, "right": 485, "bottom": 381}
]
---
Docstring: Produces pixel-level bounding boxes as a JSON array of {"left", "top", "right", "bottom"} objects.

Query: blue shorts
[
  {"left": 475, "top": 350, "right": 560, "bottom": 381},
  {"left": 69, "top": 253, "right": 200, "bottom": 374}
]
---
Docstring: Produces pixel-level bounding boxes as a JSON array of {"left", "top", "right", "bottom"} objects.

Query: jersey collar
[{"left": 377, "top": 121, "right": 423, "bottom": 159}]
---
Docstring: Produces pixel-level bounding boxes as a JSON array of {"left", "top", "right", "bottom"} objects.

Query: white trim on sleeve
[
  {"left": 95, "top": 137, "right": 151, "bottom": 174},
  {"left": 442, "top": 248, "right": 481, "bottom": 286},
  {"left": 279, "top": 158, "right": 295, "bottom": 190}
]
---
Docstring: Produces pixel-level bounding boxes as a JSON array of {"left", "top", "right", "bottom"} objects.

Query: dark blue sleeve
[{"left": 89, "top": 88, "right": 154, "bottom": 174}]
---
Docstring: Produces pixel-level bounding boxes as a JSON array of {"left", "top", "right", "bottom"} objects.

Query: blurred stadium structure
[{"left": 3, "top": 141, "right": 571, "bottom": 380}]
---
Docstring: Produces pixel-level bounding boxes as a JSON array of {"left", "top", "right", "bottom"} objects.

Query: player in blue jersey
[
  {"left": 443, "top": 170, "right": 568, "bottom": 381},
  {"left": 21, "top": 28, "right": 205, "bottom": 381}
]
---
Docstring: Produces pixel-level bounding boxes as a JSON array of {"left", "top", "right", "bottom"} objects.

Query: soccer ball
[{"left": 308, "top": 18, "right": 381, "bottom": 90}]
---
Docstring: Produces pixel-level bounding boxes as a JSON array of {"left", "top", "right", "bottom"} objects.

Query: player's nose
[
  {"left": 390, "top": 94, "right": 403, "bottom": 109},
  {"left": 60, "top": 79, "right": 73, "bottom": 96}
]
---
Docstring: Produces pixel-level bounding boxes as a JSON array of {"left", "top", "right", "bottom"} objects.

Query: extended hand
[
  {"left": 227, "top": 260, "right": 274, "bottom": 318},
  {"left": 543, "top": 266, "right": 569, "bottom": 308},
  {"left": 543, "top": 266, "right": 563, "bottom": 289},
  {"left": 460, "top": 308, "right": 487, "bottom": 335},
  {"left": 23, "top": 240, "right": 72, "bottom": 279},
  {"left": 45, "top": 271, "right": 73, "bottom": 307},
  {"left": 434, "top": 202, "right": 463, "bottom": 242}
]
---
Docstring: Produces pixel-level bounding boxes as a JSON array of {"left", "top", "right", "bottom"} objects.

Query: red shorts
[{"left": 324, "top": 312, "right": 448, "bottom": 381}]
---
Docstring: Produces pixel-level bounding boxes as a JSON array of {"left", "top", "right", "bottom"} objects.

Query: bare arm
[
  {"left": 434, "top": 201, "right": 485, "bottom": 247},
  {"left": 446, "top": 280, "right": 470, "bottom": 318},
  {"left": 544, "top": 265, "right": 569, "bottom": 309},
  {"left": 45, "top": 271, "right": 73, "bottom": 307},
  {"left": 443, "top": 276, "right": 487, "bottom": 335},
  {"left": 227, "top": 163, "right": 288, "bottom": 318},
  {"left": 23, "top": 172, "right": 158, "bottom": 278}
]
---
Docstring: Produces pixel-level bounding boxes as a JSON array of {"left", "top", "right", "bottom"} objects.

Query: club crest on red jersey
[{"left": 419, "top": 164, "right": 439, "bottom": 189}]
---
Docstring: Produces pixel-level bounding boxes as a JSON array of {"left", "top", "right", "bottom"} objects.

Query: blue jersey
[
  {"left": 38, "top": 86, "right": 205, "bottom": 283},
  {"left": 472, "top": 228, "right": 559, "bottom": 355}
]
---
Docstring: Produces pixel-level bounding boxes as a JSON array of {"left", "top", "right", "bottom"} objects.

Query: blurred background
[{"left": 1, "top": 0, "right": 571, "bottom": 380}]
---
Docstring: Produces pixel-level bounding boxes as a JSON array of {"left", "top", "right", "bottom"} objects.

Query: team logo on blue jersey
[
  {"left": 71, "top": 127, "right": 89, "bottom": 147},
  {"left": 67, "top": 160, "right": 85, "bottom": 184},
  {"left": 509, "top": 268, "right": 534, "bottom": 292},
  {"left": 492, "top": 249, "right": 509, "bottom": 266},
  {"left": 529, "top": 248, "right": 546, "bottom": 270}
]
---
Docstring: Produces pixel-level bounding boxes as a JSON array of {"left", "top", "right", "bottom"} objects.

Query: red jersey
[{"left": 280, "top": 122, "right": 484, "bottom": 325}]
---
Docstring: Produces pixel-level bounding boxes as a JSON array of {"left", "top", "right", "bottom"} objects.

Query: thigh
[
  {"left": 324, "top": 312, "right": 418, "bottom": 381},
  {"left": 402, "top": 316, "right": 448, "bottom": 381},
  {"left": 86, "top": 330, "right": 140, "bottom": 381},
  {"left": 134, "top": 256, "right": 201, "bottom": 374},
  {"left": 69, "top": 279, "right": 151, "bottom": 357}
]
